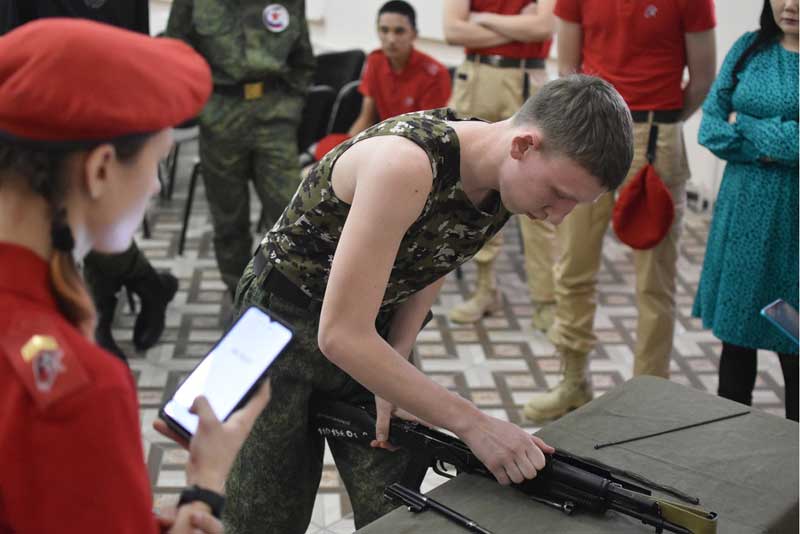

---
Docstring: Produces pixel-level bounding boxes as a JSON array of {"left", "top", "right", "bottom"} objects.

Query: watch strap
[{"left": 178, "top": 485, "right": 225, "bottom": 518}]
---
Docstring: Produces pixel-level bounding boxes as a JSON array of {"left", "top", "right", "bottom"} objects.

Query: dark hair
[
  {"left": 0, "top": 135, "right": 150, "bottom": 338},
  {"left": 512, "top": 75, "right": 634, "bottom": 191},
  {"left": 378, "top": 0, "right": 417, "bottom": 30},
  {"left": 731, "top": 1, "right": 782, "bottom": 89}
]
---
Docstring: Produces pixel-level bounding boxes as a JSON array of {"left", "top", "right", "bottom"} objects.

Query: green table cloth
[{"left": 359, "top": 376, "right": 798, "bottom": 534}]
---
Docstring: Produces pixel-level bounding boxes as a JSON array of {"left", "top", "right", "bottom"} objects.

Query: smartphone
[
  {"left": 761, "top": 299, "right": 799, "bottom": 345},
  {"left": 159, "top": 306, "right": 293, "bottom": 440}
]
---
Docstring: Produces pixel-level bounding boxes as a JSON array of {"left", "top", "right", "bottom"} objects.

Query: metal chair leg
[
  {"left": 142, "top": 214, "right": 151, "bottom": 239},
  {"left": 167, "top": 142, "right": 181, "bottom": 201},
  {"left": 178, "top": 161, "right": 201, "bottom": 256},
  {"left": 157, "top": 162, "right": 167, "bottom": 199}
]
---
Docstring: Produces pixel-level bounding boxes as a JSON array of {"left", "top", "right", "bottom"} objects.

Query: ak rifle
[{"left": 312, "top": 401, "right": 717, "bottom": 534}]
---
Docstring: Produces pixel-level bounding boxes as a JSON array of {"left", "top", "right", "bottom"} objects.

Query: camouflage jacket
[
  {"left": 165, "top": 0, "right": 314, "bottom": 94},
  {"left": 261, "top": 108, "right": 511, "bottom": 311}
]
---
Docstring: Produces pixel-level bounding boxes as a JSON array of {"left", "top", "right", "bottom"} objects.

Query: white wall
[{"left": 149, "top": 0, "right": 765, "bottom": 204}]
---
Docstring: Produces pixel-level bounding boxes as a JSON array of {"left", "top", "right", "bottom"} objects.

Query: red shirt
[
  {"left": 465, "top": 0, "right": 552, "bottom": 59},
  {"left": 359, "top": 48, "right": 452, "bottom": 120},
  {"left": 0, "top": 243, "right": 158, "bottom": 534},
  {"left": 554, "top": 0, "right": 715, "bottom": 110}
]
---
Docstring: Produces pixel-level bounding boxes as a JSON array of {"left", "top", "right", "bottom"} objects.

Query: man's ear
[
  {"left": 510, "top": 131, "right": 542, "bottom": 160},
  {"left": 82, "top": 144, "right": 116, "bottom": 199}
]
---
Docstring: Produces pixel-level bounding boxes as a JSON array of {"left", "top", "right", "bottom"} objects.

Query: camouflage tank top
[{"left": 260, "top": 108, "right": 511, "bottom": 310}]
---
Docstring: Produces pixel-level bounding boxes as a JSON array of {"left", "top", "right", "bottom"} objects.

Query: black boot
[
  {"left": 129, "top": 270, "right": 179, "bottom": 351},
  {"left": 95, "top": 296, "right": 129, "bottom": 364}
]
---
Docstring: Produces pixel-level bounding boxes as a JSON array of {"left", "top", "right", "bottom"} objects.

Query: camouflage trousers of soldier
[
  {"left": 199, "top": 92, "right": 304, "bottom": 296},
  {"left": 224, "top": 259, "right": 411, "bottom": 534}
]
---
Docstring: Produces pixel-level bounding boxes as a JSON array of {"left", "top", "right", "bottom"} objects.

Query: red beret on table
[{"left": 0, "top": 18, "right": 211, "bottom": 144}]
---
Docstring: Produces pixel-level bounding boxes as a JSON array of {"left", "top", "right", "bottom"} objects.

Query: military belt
[
  {"left": 213, "top": 80, "right": 276, "bottom": 100},
  {"left": 253, "top": 247, "right": 316, "bottom": 310},
  {"left": 466, "top": 53, "right": 545, "bottom": 70},
  {"left": 630, "top": 109, "right": 682, "bottom": 123}
]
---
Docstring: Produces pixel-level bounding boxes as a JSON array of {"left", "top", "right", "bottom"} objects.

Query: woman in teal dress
[{"left": 694, "top": 0, "right": 798, "bottom": 421}]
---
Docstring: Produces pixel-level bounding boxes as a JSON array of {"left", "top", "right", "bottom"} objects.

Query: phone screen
[
  {"left": 162, "top": 306, "right": 293, "bottom": 436},
  {"left": 761, "top": 299, "right": 799, "bottom": 345}
]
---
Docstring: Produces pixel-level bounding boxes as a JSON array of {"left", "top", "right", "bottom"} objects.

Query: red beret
[
  {"left": 612, "top": 163, "right": 675, "bottom": 250},
  {"left": 314, "top": 133, "right": 351, "bottom": 161},
  {"left": 0, "top": 18, "right": 211, "bottom": 144}
]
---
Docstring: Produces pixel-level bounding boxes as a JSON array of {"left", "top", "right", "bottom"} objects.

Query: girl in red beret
[{"left": 0, "top": 19, "right": 270, "bottom": 533}]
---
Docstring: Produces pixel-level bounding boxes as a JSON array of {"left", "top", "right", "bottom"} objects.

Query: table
[{"left": 358, "top": 376, "right": 798, "bottom": 533}]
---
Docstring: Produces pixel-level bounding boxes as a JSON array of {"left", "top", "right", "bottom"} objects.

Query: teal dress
[{"left": 693, "top": 33, "right": 799, "bottom": 355}]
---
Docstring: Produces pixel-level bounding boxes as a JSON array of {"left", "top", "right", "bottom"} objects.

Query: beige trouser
[
  {"left": 450, "top": 58, "right": 557, "bottom": 303},
  {"left": 548, "top": 119, "right": 690, "bottom": 377}
]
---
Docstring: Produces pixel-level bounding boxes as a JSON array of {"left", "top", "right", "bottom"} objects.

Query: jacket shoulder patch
[{"left": 2, "top": 317, "right": 90, "bottom": 411}]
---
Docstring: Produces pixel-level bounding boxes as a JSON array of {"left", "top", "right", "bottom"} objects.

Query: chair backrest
[
  {"left": 327, "top": 80, "right": 363, "bottom": 135},
  {"left": 313, "top": 49, "right": 366, "bottom": 93},
  {"left": 297, "top": 84, "right": 336, "bottom": 153}
]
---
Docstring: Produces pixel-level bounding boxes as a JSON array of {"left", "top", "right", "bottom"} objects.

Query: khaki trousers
[
  {"left": 549, "top": 119, "right": 690, "bottom": 377},
  {"left": 450, "top": 58, "right": 557, "bottom": 303}
]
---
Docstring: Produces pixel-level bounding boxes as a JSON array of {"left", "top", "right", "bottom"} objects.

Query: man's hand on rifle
[
  {"left": 371, "top": 395, "right": 432, "bottom": 451},
  {"left": 371, "top": 396, "right": 400, "bottom": 450},
  {"left": 459, "top": 414, "right": 555, "bottom": 485}
]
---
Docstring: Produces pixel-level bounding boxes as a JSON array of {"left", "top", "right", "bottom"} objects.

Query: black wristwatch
[{"left": 178, "top": 485, "right": 225, "bottom": 518}]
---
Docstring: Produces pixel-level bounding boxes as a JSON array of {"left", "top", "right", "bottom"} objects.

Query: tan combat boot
[
  {"left": 531, "top": 301, "right": 555, "bottom": 333},
  {"left": 449, "top": 260, "right": 502, "bottom": 323},
  {"left": 523, "top": 349, "right": 593, "bottom": 422}
]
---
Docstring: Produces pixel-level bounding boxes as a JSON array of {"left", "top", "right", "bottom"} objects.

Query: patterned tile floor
[{"left": 126, "top": 141, "right": 787, "bottom": 533}]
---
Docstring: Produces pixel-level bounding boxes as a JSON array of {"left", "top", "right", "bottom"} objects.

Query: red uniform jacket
[{"left": 0, "top": 243, "right": 158, "bottom": 533}]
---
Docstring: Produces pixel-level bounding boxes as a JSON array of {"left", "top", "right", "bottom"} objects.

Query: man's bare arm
[
  {"left": 681, "top": 29, "right": 716, "bottom": 121},
  {"left": 348, "top": 96, "right": 379, "bottom": 137},
  {"left": 556, "top": 18, "right": 582, "bottom": 76},
  {"left": 471, "top": 0, "right": 555, "bottom": 43},
  {"left": 443, "top": 0, "right": 512, "bottom": 48},
  {"left": 386, "top": 277, "right": 446, "bottom": 361},
  {"left": 371, "top": 276, "right": 446, "bottom": 445}
]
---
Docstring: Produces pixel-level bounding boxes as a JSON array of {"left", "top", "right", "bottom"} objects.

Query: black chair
[
  {"left": 297, "top": 84, "right": 337, "bottom": 154},
  {"left": 313, "top": 49, "right": 366, "bottom": 94},
  {"left": 327, "top": 80, "right": 363, "bottom": 135}
]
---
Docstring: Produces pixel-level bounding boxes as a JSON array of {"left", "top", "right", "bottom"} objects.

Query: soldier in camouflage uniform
[
  {"left": 226, "top": 75, "right": 634, "bottom": 533},
  {"left": 165, "top": 0, "right": 315, "bottom": 296}
]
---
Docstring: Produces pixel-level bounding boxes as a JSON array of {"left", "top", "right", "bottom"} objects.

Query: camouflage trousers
[
  {"left": 199, "top": 91, "right": 303, "bottom": 296},
  {"left": 83, "top": 241, "right": 150, "bottom": 301},
  {"left": 224, "top": 259, "right": 410, "bottom": 533}
]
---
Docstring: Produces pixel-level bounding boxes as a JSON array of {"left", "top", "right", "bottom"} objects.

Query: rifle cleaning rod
[
  {"left": 388, "top": 483, "right": 494, "bottom": 534},
  {"left": 594, "top": 410, "right": 750, "bottom": 450}
]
